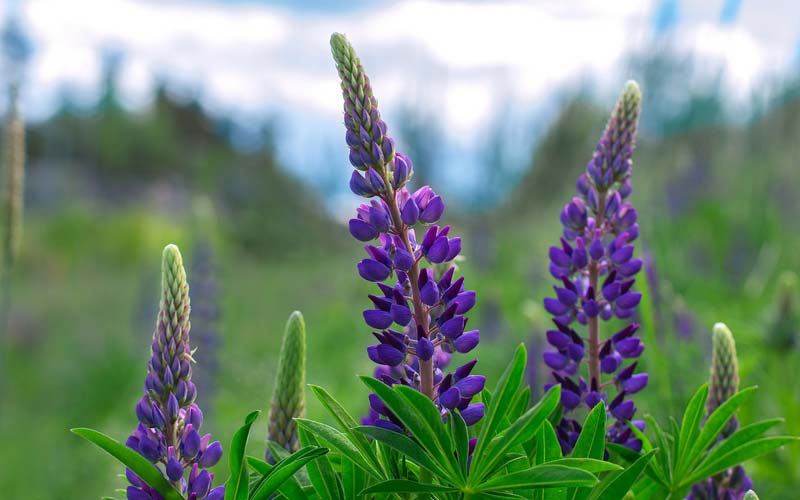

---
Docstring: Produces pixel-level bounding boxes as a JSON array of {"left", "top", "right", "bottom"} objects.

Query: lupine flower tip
[{"left": 267, "top": 311, "right": 307, "bottom": 459}]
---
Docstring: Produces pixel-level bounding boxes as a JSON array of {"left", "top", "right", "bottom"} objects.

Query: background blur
[{"left": 1, "top": 0, "right": 799, "bottom": 498}]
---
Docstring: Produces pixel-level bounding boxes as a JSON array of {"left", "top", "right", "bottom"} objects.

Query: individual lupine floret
[
  {"left": 126, "top": 245, "right": 224, "bottom": 500},
  {"left": 542, "top": 82, "right": 647, "bottom": 454},
  {"left": 331, "top": 33, "right": 484, "bottom": 431},
  {"left": 266, "top": 311, "right": 306, "bottom": 460},
  {"left": 688, "top": 323, "right": 753, "bottom": 500}
]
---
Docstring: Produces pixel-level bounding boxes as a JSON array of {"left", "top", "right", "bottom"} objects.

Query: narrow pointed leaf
[
  {"left": 587, "top": 450, "right": 654, "bottom": 500},
  {"left": 298, "top": 427, "right": 343, "bottom": 500},
  {"left": 71, "top": 428, "right": 183, "bottom": 500},
  {"left": 479, "top": 464, "right": 597, "bottom": 491},
  {"left": 473, "top": 344, "right": 528, "bottom": 469},
  {"left": 224, "top": 410, "right": 260, "bottom": 500},
  {"left": 360, "top": 479, "right": 458, "bottom": 494},
  {"left": 250, "top": 446, "right": 329, "bottom": 500},
  {"left": 355, "top": 426, "right": 451, "bottom": 481},
  {"left": 295, "top": 418, "right": 377, "bottom": 477},
  {"left": 247, "top": 456, "right": 309, "bottom": 499}
]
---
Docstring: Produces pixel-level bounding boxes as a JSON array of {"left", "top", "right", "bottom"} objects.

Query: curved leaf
[
  {"left": 588, "top": 450, "right": 654, "bottom": 500},
  {"left": 355, "top": 426, "right": 451, "bottom": 481},
  {"left": 71, "top": 428, "right": 183, "bottom": 500},
  {"left": 250, "top": 446, "right": 329, "bottom": 500},
  {"left": 479, "top": 464, "right": 598, "bottom": 491},
  {"left": 225, "top": 410, "right": 260, "bottom": 500},
  {"left": 360, "top": 479, "right": 458, "bottom": 495}
]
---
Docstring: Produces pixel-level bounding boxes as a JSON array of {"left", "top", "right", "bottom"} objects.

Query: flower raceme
[
  {"left": 542, "top": 81, "right": 648, "bottom": 453},
  {"left": 688, "top": 323, "right": 753, "bottom": 500},
  {"left": 126, "top": 245, "right": 224, "bottom": 500},
  {"left": 331, "top": 33, "right": 485, "bottom": 432}
]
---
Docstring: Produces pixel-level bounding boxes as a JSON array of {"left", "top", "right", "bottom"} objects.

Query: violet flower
[
  {"left": 542, "top": 82, "right": 647, "bottom": 453},
  {"left": 330, "top": 33, "right": 484, "bottom": 431},
  {"left": 126, "top": 245, "right": 224, "bottom": 500}
]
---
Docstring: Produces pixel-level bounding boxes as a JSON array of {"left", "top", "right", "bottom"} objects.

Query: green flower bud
[
  {"left": 743, "top": 490, "right": 760, "bottom": 500},
  {"left": 267, "top": 311, "right": 307, "bottom": 456},
  {"left": 707, "top": 322, "right": 739, "bottom": 414}
]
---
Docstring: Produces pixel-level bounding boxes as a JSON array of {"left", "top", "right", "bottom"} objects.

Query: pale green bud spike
[
  {"left": 161, "top": 244, "right": 191, "bottom": 347},
  {"left": 743, "top": 490, "right": 760, "bottom": 500},
  {"left": 267, "top": 311, "right": 307, "bottom": 456},
  {"left": 607, "top": 80, "right": 641, "bottom": 157},
  {"left": 707, "top": 322, "right": 739, "bottom": 414}
]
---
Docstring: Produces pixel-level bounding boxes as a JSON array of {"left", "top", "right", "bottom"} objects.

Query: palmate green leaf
[
  {"left": 247, "top": 457, "right": 308, "bottom": 500},
  {"left": 691, "top": 418, "right": 782, "bottom": 472},
  {"left": 340, "top": 456, "right": 364, "bottom": 499},
  {"left": 478, "top": 464, "right": 598, "bottom": 491},
  {"left": 548, "top": 458, "right": 621, "bottom": 474},
  {"left": 394, "top": 384, "right": 458, "bottom": 474},
  {"left": 225, "top": 411, "right": 261, "bottom": 500},
  {"left": 355, "top": 426, "right": 452, "bottom": 481},
  {"left": 533, "top": 420, "right": 562, "bottom": 464},
  {"left": 70, "top": 428, "right": 184, "bottom": 500},
  {"left": 471, "top": 344, "right": 529, "bottom": 478},
  {"left": 675, "top": 384, "right": 708, "bottom": 473},
  {"left": 587, "top": 450, "right": 654, "bottom": 500},
  {"left": 360, "top": 479, "right": 458, "bottom": 495},
  {"left": 644, "top": 415, "right": 672, "bottom": 485},
  {"left": 475, "top": 385, "right": 561, "bottom": 484},
  {"left": 298, "top": 427, "right": 343, "bottom": 500},
  {"left": 295, "top": 419, "right": 377, "bottom": 477},
  {"left": 450, "top": 409, "right": 471, "bottom": 478},
  {"left": 685, "top": 436, "right": 799, "bottom": 485},
  {"left": 606, "top": 443, "right": 667, "bottom": 490},
  {"left": 249, "top": 446, "right": 329, "bottom": 500},
  {"left": 360, "top": 377, "right": 462, "bottom": 481},
  {"left": 565, "top": 402, "right": 607, "bottom": 500},
  {"left": 308, "top": 385, "right": 383, "bottom": 474},
  {"left": 571, "top": 402, "right": 607, "bottom": 460},
  {"left": 533, "top": 421, "right": 564, "bottom": 500},
  {"left": 509, "top": 386, "right": 532, "bottom": 422},
  {"left": 681, "top": 386, "right": 757, "bottom": 474}
]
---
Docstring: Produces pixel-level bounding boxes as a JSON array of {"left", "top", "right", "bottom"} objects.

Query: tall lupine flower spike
[
  {"left": 126, "top": 245, "right": 224, "bottom": 500},
  {"left": 331, "top": 33, "right": 485, "bottom": 433},
  {"left": 542, "top": 81, "right": 648, "bottom": 454},
  {"left": 266, "top": 311, "right": 306, "bottom": 461},
  {"left": 688, "top": 323, "right": 752, "bottom": 500}
]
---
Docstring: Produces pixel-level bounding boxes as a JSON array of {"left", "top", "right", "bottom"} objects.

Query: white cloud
[{"left": 7, "top": 0, "right": 799, "bottom": 195}]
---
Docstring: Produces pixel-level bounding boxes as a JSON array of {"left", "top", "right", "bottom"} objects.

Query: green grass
[{"left": 2, "top": 159, "right": 800, "bottom": 498}]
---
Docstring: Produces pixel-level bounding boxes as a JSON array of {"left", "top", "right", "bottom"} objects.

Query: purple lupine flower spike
[
  {"left": 126, "top": 245, "right": 224, "bottom": 499},
  {"left": 331, "top": 33, "right": 484, "bottom": 431},
  {"left": 542, "top": 82, "right": 646, "bottom": 454}
]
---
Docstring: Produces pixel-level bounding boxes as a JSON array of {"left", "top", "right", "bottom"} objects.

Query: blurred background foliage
[{"left": 2, "top": 11, "right": 800, "bottom": 500}]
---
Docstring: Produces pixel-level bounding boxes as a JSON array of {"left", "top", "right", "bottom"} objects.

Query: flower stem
[
  {"left": 385, "top": 191, "right": 435, "bottom": 399},
  {"left": 587, "top": 194, "right": 607, "bottom": 388}
]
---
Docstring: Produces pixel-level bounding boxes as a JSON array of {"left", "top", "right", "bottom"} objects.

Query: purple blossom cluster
[
  {"left": 331, "top": 33, "right": 485, "bottom": 431},
  {"left": 126, "top": 245, "right": 223, "bottom": 500},
  {"left": 542, "top": 82, "right": 648, "bottom": 454}
]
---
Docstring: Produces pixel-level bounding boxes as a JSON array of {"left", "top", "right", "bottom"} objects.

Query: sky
[{"left": 2, "top": 0, "right": 800, "bottom": 208}]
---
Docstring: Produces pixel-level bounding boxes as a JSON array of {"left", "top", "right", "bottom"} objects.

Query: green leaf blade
[{"left": 71, "top": 428, "right": 184, "bottom": 500}]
